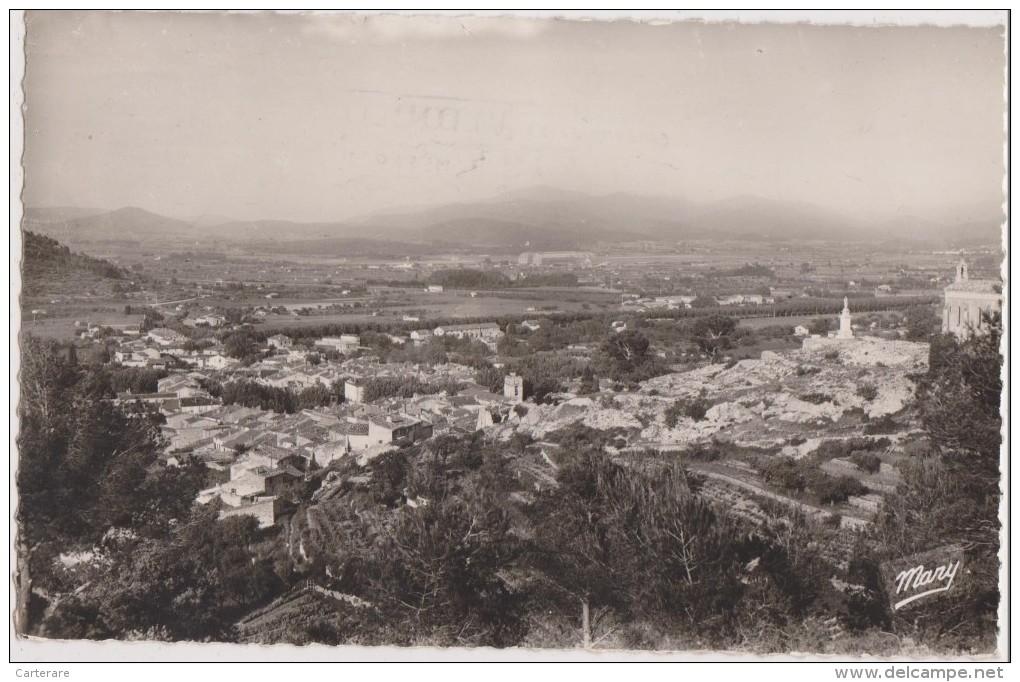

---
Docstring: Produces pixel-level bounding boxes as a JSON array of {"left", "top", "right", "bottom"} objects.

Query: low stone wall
[{"left": 219, "top": 496, "right": 281, "bottom": 528}]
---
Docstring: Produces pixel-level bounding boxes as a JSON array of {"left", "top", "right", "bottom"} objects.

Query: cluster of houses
[
  {"left": 113, "top": 328, "right": 237, "bottom": 371},
  {"left": 106, "top": 322, "right": 524, "bottom": 529},
  {"left": 715, "top": 293, "right": 774, "bottom": 306},
  {"left": 620, "top": 293, "right": 776, "bottom": 312},
  {"left": 98, "top": 259, "right": 1002, "bottom": 533},
  {"left": 620, "top": 295, "right": 695, "bottom": 311}
]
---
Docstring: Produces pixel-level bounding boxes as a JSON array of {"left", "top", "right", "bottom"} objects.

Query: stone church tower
[
  {"left": 943, "top": 259, "right": 1002, "bottom": 338},
  {"left": 503, "top": 373, "right": 526, "bottom": 402}
]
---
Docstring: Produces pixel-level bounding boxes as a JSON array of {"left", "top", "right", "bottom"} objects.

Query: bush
[
  {"left": 362, "top": 376, "right": 463, "bottom": 402},
  {"left": 221, "top": 379, "right": 296, "bottom": 413},
  {"left": 849, "top": 451, "right": 882, "bottom": 474},
  {"left": 815, "top": 437, "right": 889, "bottom": 460},
  {"left": 815, "top": 474, "right": 867, "bottom": 505},
  {"left": 856, "top": 383, "right": 879, "bottom": 401},
  {"left": 681, "top": 440, "right": 725, "bottom": 462},
  {"left": 863, "top": 414, "right": 898, "bottom": 435},
  {"left": 761, "top": 456, "right": 868, "bottom": 504},
  {"left": 106, "top": 367, "right": 168, "bottom": 394},
  {"left": 760, "top": 457, "right": 807, "bottom": 492},
  {"left": 810, "top": 317, "right": 833, "bottom": 335},
  {"left": 663, "top": 396, "right": 712, "bottom": 427},
  {"left": 799, "top": 392, "right": 832, "bottom": 405}
]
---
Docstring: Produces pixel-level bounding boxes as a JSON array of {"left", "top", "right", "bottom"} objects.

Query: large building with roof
[
  {"left": 942, "top": 260, "right": 1002, "bottom": 338},
  {"left": 432, "top": 322, "right": 504, "bottom": 341}
]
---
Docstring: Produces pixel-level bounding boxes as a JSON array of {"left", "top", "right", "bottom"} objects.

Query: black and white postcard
[{"left": 10, "top": 10, "right": 1009, "bottom": 666}]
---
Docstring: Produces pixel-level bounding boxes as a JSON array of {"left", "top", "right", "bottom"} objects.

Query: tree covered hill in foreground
[{"left": 21, "top": 230, "right": 129, "bottom": 298}]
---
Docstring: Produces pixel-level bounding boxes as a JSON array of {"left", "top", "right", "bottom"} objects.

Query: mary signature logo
[{"left": 881, "top": 545, "right": 964, "bottom": 611}]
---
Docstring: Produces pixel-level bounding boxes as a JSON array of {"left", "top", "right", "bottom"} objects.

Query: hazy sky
[{"left": 21, "top": 11, "right": 1007, "bottom": 223}]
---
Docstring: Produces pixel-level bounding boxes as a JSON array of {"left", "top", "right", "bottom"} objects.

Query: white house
[
  {"left": 410, "top": 329, "right": 433, "bottom": 343},
  {"left": 148, "top": 328, "right": 187, "bottom": 346},
  {"left": 204, "top": 353, "right": 235, "bottom": 370},
  {"left": 192, "top": 314, "right": 227, "bottom": 327},
  {"left": 367, "top": 414, "right": 433, "bottom": 446},
  {"left": 344, "top": 379, "right": 366, "bottom": 404},
  {"left": 267, "top": 334, "right": 293, "bottom": 349}
]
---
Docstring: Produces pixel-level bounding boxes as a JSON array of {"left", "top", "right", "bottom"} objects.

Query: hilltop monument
[
  {"left": 801, "top": 297, "right": 856, "bottom": 349},
  {"left": 836, "top": 297, "right": 854, "bottom": 340}
]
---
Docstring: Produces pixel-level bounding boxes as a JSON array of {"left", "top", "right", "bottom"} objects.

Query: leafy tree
[
  {"left": 760, "top": 458, "right": 808, "bottom": 493},
  {"left": 105, "top": 367, "right": 169, "bottom": 394},
  {"left": 361, "top": 376, "right": 463, "bottom": 402},
  {"left": 849, "top": 451, "right": 882, "bottom": 474},
  {"left": 918, "top": 314, "right": 1002, "bottom": 468},
  {"left": 600, "top": 330, "right": 649, "bottom": 366},
  {"left": 221, "top": 328, "right": 265, "bottom": 364},
  {"left": 182, "top": 337, "right": 214, "bottom": 352},
  {"left": 594, "top": 330, "right": 669, "bottom": 382},
  {"left": 16, "top": 338, "right": 209, "bottom": 636},
  {"left": 903, "top": 304, "right": 941, "bottom": 341},
  {"left": 476, "top": 364, "right": 505, "bottom": 394},
  {"left": 664, "top": 396, "right": 711, "bottom": 427},
  {"left": 363, "top": 498, "right": 526, "bottom": 646},
  {"left": 578, "top": 366, "right": 599, "bottom": 395},
  {"left": 139, "top": 309, "right": 165, "bottom": 334},
  {"left": 686, "top": 315, "right": 737, "bottom": 363},
  {"left": 527, "top": 444, "right": 805, "bottom": 649},
  {"left": 45, "top": 509, "right": 282, "bottom": 641},
  {"left": 808, "top": 317, "right": 833, "bottom": 335},
  {"left": 526, "top": 376, "right": 562, "bottom": 404},
  {"left": 814, "top": 474, "right": 867, "bottom": 505},
  {"left": 297, "top": 384, "right": 334, "bottom": 409},
  {"left": 220, "top": 379, "right": 296, "bottom": 413},
  {"left": 528, "top": 448, "right": 635, "bottom": 647}
]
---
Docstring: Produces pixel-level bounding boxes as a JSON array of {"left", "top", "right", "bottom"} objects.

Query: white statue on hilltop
[{"left": 836, "top": 297, "right": 854, "bottom": 340}]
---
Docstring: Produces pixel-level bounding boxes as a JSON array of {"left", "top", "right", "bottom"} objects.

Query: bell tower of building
[{"left": 956, "top": 259, "right": 969, "bottom": 283}]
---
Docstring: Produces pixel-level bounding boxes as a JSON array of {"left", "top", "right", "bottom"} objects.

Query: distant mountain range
[{"left": 23, "top": 187, "right": 1003, "bottom": 252}]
